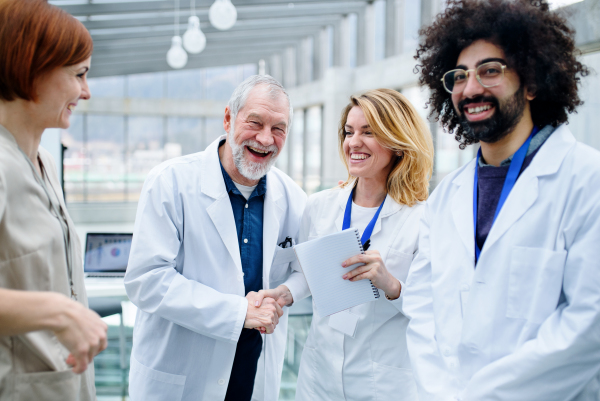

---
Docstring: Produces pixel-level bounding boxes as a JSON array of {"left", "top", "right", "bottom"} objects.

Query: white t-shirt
[
  {"left": 232, "top": 181, "right": 258, "bottom": 200},
  {"left": 350, "top": 202, "right": 380, "bottom": 238}
]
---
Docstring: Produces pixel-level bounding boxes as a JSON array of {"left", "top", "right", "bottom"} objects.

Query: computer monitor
[{"left": 84, "top": 233, "right": 133, "bottom": 276}]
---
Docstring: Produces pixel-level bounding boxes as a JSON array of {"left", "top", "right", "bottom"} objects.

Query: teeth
[
  {"left": 67, "top": 105, "right": 75, "bottom": 112},
  {"left": 248, "top": 146, "right": 268, "bottom": 154},
  {"left": 467, "top": 105, "right": 491, "bottom": 114},
  {"left": 351, "top": 154, "right": 369, "bottom": 160}
]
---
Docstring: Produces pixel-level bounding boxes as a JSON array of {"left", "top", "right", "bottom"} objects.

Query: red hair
[{"left": 0, "top": 0, "right": 93, "bottom": 101}]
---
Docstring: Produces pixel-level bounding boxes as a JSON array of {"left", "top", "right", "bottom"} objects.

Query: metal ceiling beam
[
  {"left": 88, "top": 52, "right": 270, "bottom": 78},
  {"left": 92, "top": 27, "right": 319, "bottom": 52},
  {"left": 78, "top": 2, "right": 365, "bottom": 30},
  {"left": 91, "top": 40, "right": 299, "bottom": 63},
  {"left": 55, "top": 0, "right": 360, "bottom": 17}
]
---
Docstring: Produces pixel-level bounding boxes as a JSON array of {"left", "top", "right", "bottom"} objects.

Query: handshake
[{"left": 243, "top": 285, "right": 294, "bottom": 334}]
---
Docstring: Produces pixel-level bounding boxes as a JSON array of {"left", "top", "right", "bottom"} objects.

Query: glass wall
[{"left": 63, "top": 64, "right": 257, "bottom": 204}]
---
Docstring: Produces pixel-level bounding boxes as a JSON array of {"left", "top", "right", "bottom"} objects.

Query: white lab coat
[
  {"left": 124, "top": 136, "right": 307, "bottom": 401},
  {"left": 403, "top": 125, "right": 600, "bottom": 401},
  {"left": 284, "top": 186, "right": 421, "bottom": 401}
]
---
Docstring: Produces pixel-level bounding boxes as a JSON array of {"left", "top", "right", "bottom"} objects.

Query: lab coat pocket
[
  {"left": 385, "top": 248, "right": 414, "bottom": 282},
  {"left": 373, "top": 362, "right": 418, "bottom": 401},
  {"left": 12, "top": 369, "right": 78, "bottom": 401},
  {"left": 129, "top": 356, "right": 186, "bottom": 401},
  {"left": 506, "top": 246, "right": 566, "bottom": 324}
]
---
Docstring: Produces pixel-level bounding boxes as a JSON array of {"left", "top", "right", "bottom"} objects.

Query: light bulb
[
  {"left": 166, "top": 36, "right": 188, "bottom": 69},
  {"left": 209, "top": 0, "right": 237, "bottom": 31},
  {"left": 183, "top": 16, "right": 206, "bottom": 54}
]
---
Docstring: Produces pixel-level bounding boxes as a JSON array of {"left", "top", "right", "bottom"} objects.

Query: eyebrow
[
  {"left": 248, "top": 113, "right": 287, "bottom": 129},
  {"left": 456, "top": 57, "right": 507, "bottom": 70},
  {"left": 345, "top": 124, "right": 370, "bottom": 130}
]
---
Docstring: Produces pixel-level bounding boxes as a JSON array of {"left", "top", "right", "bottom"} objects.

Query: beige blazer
[{"left": 0, "top": 125, "right": 95, "bottom": 401}]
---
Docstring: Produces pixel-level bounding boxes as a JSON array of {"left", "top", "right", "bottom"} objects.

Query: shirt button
[
  {"left": 443, "top": 348, "right": 451, "bottom": 356},
  {"left": 218, "top": 379, "right": 225, "bottom": 385},
  {"left": 244, "top": 238, "right": 248, "bottom": 243},
  {"left": 245, "top": 204, "right": 248, "bottom": 208}
]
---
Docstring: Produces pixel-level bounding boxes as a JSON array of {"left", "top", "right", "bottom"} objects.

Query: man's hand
[
  {"left": 341, "top": 250, "right": 401, "bottom": 300},
  {"left": 52, "top": 295, "right": 108, "bottom": 374},
  {"left": 244, "top": 292, "right": 283, "bottom": 334},
  {"left": 256, "top": 285, "right": 293, "bottom": 308}
]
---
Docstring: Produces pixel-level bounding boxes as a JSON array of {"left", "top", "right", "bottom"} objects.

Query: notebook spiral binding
[{"left": 355, "top": 229, "right": 381, "bottom": 299}]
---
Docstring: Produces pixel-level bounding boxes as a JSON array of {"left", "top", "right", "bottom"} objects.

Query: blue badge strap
[
  {"left": 342, "top": 187, "right": 386, "bottom": 245},
  {"left": 473, "top": 126, "right": 539, "bottom": 263}
]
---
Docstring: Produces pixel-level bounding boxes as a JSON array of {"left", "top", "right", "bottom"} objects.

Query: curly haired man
[{"left": 402, "top": 1, "right": 600, "bottom": 400}]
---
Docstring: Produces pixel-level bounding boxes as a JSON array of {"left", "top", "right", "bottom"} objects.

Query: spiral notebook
[{"left": 293, "top": 228, "right": 380, "bottom": 316}]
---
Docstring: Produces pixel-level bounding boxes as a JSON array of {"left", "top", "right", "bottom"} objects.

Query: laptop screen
[{"left": 84, "top": 233, "right": 133, "bottom": 273}]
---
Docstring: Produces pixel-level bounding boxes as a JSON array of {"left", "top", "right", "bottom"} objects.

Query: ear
[
  {"left": 224, "top": 106, "right": 232, "bottom": 133},
  {"left": 525, "top": 87, "right": 536, "bottom": 101}
]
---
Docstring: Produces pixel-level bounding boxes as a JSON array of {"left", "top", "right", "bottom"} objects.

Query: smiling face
[
  {"left": 451, "top": 40, "right": 531, "bottom": 143},
  {"left": 224, "top": 85, "right": 289, "bottom": 181},
  {"left": 33, "top": 58, "right": 91, "bottom": 129},
  {"left": 343, "top": 106, "right": 395, "bottom": 181}
]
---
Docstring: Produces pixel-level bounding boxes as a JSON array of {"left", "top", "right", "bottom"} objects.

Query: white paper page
[
  {"left": 293, "top": 228, "right": 379, "bottom": 316},
  {"left": 329, "top": 310, "right": 359, "bottom": 337}
]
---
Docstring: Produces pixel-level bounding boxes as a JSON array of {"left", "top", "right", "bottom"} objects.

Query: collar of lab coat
[
  {"left": 450, "top": 124, "right": 577, "bottom": 262},
  {"left": 200, "top": 135, "right": 286, "bottom": 281},
  {"left": 334, "top": 183, "right": 404, "bottom": 235}
]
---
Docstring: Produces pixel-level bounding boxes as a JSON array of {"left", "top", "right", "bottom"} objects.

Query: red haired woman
[{"left": 0, "top": 1, "right": 107, "bottom": 399}]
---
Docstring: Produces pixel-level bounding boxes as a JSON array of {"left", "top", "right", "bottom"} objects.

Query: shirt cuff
[
  {"left": 231, "top": 295, "right": 248, "bottom": 343},
  {"left": 388, "top": 279, "right": 405, "bottom": 313}
]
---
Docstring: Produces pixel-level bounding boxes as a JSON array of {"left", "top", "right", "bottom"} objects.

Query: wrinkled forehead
[{"left": 240, "top": 86, "right": 290, "bottom": 119}]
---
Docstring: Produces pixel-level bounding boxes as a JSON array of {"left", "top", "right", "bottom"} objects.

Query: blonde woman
[{"left": 258, "top": 89, "right": 434, "bottom": 400}]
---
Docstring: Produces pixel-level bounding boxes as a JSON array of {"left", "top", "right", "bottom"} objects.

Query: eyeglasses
[{"left": 441, "top": 61, "right": 507, "bottom": 94}]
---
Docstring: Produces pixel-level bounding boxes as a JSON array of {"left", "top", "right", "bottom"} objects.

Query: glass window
[
  {"left": 87, "top": 75, "right": 125, "bottom": 98},
  {"left": 373, "top": 0, "right": 386, "bottom": 61},
  {"left": 167, "top": 117, "right": 204, "bottom": 155},
  {"left": 205, "top": 117, "right": 226, "bottom": 146},
  {"left": 127, "top": 116, "right": 164, "bottom": 202},
  {"left": 567, "top": 51, "right": 600, "bottom": 151},
  {"left": 62, "top": 113, "right": 85, "bottom": 203},
  {"left": 127, "top": 72, "right": 165, "bottom": 98},
  {"left": 205, "top": 66, "right": 242, "bottom": 101},
  {"left": 86, "top": 115, "right": 126, "bottom": 202},
  {"left": 167, "top": 69, "right": 204, "bottom": 100},
  {"left": 304, "top": 106, "right": 323, "bottom": 194},
  {"left": 290, "top": 109, "right": 305, "bottom": 188},
  {"left": 403, "top": 0, "right": 422, "bottom": 54}
]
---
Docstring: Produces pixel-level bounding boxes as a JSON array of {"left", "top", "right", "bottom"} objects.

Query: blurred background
[{"left": 42, "top": 0, "right": 600, "bottom": 399}]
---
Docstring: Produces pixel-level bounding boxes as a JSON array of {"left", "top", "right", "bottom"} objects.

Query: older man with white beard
[{"left": 124, "top": 75, "right": 307, "bottom": 401}]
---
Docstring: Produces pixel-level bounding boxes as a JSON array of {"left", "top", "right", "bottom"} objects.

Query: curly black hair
[{"left": 415, "top": 0, "right": 589, "bottom": 149}]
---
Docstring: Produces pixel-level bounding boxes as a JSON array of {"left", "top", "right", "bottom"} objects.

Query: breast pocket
[
  {"left": 506, "top": 246, "right": 566, "bottom": 324},
  {"left": 385, "top": 247, "right": 414, "bottom": 282}
]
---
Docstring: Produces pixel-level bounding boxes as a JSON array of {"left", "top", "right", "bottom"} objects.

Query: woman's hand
[{"left": 341, "top": 250, "right": 401, "bottom": 300}]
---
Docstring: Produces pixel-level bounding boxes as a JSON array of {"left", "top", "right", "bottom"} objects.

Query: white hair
[{"left": 227, "top": 74, "right": 293, "bottom": 132}]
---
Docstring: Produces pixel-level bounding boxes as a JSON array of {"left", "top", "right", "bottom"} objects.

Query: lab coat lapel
[
  {"left": 450, "top": 161, "right": 477, "bottom": 257},
  {"left": 482, "top": 126, "right": 575, "bottom": 255},
  {"left": 263, "top": 175, "right": 285, "bottom": 287},
  {"left": 335, "top": 186, "right": 352, "bottom": 232},
  {"left": 202, "top": 136, "right": 243, "bottom": 273}
]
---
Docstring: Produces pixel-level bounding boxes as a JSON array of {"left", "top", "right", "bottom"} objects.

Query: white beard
[{"left": 228, "top": 126, "right": 279, "bottom": 181}]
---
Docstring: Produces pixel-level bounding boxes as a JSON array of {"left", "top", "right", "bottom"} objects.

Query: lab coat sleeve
[
  {"left": 461, "top": 193, "right": 600, "bottom": 401},
  {"left": 282, "top": 194, "right": 314, "bottom": 303},
  {"left": 124, "top": 172, "right": 247, "bottom": 344},
  {"left": 403, "top": 203, "right": 455, "bottom": 401}
]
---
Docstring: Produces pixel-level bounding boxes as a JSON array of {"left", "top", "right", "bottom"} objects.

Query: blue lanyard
[
  {"left": 473, "top": 126, "right": 539, "bottom": 263},
  {"left": 342, "top": 187, "right": 386, "bottom": 245}
]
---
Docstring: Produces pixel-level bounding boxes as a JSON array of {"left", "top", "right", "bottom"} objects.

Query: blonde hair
[{"left": 338, "top": 88, "right": 434, "bottom": 207}]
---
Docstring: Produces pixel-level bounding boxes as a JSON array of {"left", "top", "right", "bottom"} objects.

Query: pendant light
[
  {"left": 166, "top": 0, "right": 188, "bottom": 69},
  {"left": 183, "top": 0, "right": 206, "bottom": 54},
  {"left": 209, "top": 0, "right": 237, "bottom": 31}
]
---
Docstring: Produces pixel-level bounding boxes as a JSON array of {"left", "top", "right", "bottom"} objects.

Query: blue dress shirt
[{"left": 218, "top": 142, "right": 266, "bottom": 401}]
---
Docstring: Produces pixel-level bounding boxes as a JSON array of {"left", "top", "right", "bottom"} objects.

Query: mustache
[
  {"left": 458, "top": 96, "right": 499, "bottom": 111},
  {"left": 242, "top": 139, "right": 279, "bottom": 156}
]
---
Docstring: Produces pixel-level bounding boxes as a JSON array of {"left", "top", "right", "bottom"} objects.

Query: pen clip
[{"left": 278, "top": 236, "right": 293, "bottom": 249}]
